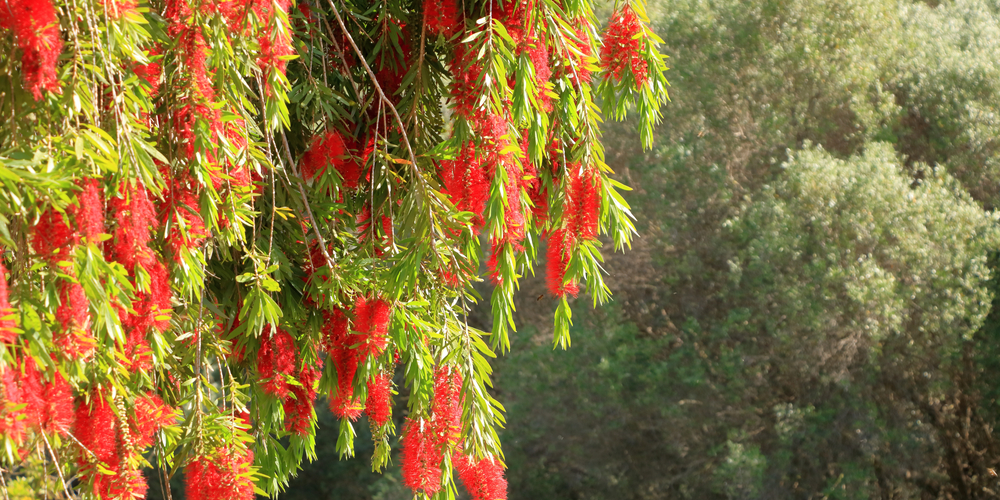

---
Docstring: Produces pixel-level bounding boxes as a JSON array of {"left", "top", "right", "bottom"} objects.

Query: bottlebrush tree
[{"left": 0, "top": 0, "right": 668, "bottom": 495}]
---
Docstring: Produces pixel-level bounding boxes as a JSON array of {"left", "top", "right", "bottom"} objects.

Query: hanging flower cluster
[
  {"left": 600, "top": 5, "right": 649, "bottom": 88},
  {"left": 546, "top": 163, "right": 602, "bottom": 297},
  {"left": 0, "top": 0, "right": 63, "bottom": 99},
  {"left": 0, "top": 0, "right": 667, "bottom": 493},
  {"left": 454, "top": 450, "right": 509, "bottom": 500},
  {"left": 75, "top": 390, "right": 176, "bottom": 498},
  {"left": 322, "top": 297, "right": 392, "bottom": 420},
  {"left": 185, "top": 445, "right": 256, "bottom": 500},
  {"left": 401, "top": 366, "right": 477, "bottom": 495},
  {"left": 424, "top": 0, "right": 462, "bottom": 37}
]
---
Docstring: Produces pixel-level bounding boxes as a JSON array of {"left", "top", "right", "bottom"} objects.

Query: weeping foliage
[{"left": 0, "top": 0, "right": 669, "bottom": 496}]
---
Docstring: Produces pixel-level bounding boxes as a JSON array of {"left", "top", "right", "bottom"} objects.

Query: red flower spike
[
  {"left": 39, "top": 371, "right": 74, "bottom": 437},
  {"left": 134, "top": 47, "right": 162, "bottom": 97},
  {"left": 109, "top": 183, "right": 158, "bottom": 272},
  {"left": 77, "top": 178, "right": 106, "bottom": 245},
  {"left": 545, "top": 229, "right": 578, "bottom": 297},
  {"left": 527, "top": 37, "right": 553, "bottom": 112},
  {"left": 55, "top": 281, "right": 95, "bottom": 360},
  {"left": 0, "top": 263, "right": 16, "bottom": 344},
  {"left": 401, "top": 417, "right": 443, "bottom": 496},
  {"left": 449, "top": 43, "right": 486, "bottom": 121},
  {"left": 161, "top": 175, "right": 209, "bottom": 261},
  {"left": 13, "top": 357, "right": 73, "bottom": 435},
  {"left": 301, "top": 130, "right": 362, "bottom": 188},
  {"left": 283, "top": 361, "right": 322, "bottom": 435},
  {"left": 130, "top": 392, "right": 175, "bottom": 449},
  {"left": 567, "top": 25, "right": 594, "bottom": 85},
  {"left": 431, "top": 366, "right": 462, "bottom": 448},
  {"left": 600, "top": 6, "right": 648, "bottom": 88},
  {"left": 363, "top": 298, "right": 391, "bottom": 360},
  {"left": 32, "top": 209, "right": 77, "bottom": 264},
  {"left": 257, "top": 326, "right": 298, "bottom": 398},
  {"left": 454, "top": 449, "right": 508, "bottom": 500},
  {"left": 7, "top": 0, "right": 63, "bottom": 100},
  {"left": 186, "top": 446, "right": 256, "bottom": 500},
  {"left": 565, "top": 165, "right": 601, "bottom": 241},
  {"left": 365, "top": 371, "right": 392, "bottom": 427},
  {"left": 321, "top": 309, "right": 350, "bottom": 355},
  {"left": 439, "top": 143, "right": 490, "bottom": 232},
  {"left": 424, "top": 0, "right": 461, "bottom": 37},
  {"left": 0, "top": 367, "right": 26, "bottom": 443},
  {"left": 102, "top": 0, "right": 138, "bottom": 19},
  {"left": 74, "top": 391, "right": 118, "bottom": 467},
  {"left": 19, "top": 358, "right": 45, "bottom": 431}
]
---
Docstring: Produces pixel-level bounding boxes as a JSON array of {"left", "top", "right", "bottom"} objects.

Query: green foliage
[{"left": 725, "top": 143, "right": 998, "bottom": 378}]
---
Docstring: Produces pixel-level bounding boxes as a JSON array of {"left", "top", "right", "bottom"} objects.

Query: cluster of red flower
[
  {"left": 600, "top": 6, "right": 648, "bottom": 88},
  {"left": 0, "top": 0, "right": 63, "bottom": 99},
  {"left": 185, "top": 443, "right": 256, "bottom": 500},
  {"left": 545, "top": 163, "right": 602, "bottom": 297},
  {"left": 301, "top": 130, "right": 363, "bottom": 188},
  {"left": 424, "top": 0, "right": 461, "bottom": 37},
  {"left": 454, "top": 449, "right": 508, "bottom": 500},
  {"left": 0, "top": 357, "right": 73, "bottom": 447},
  {"left": 109, "top": 183, "right": 173, "bottom": 371},
  {"left": 401, "top": 366, "right": 507, "bottom": 498},
  {"left": 321, "top": 296, "right": 392, "bottom": 421},
  {"left": 75, "top": 390, "right": 175, "bottom": 499}
]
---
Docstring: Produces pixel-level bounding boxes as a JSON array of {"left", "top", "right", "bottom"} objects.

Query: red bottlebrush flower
[
  {"left": 0, "top": 367, "right": 26, "bottom": 443},
  {"left": 186, "top": 446, "right": 256, "bottom": 500},
  {"left": 450, "top": 43, "right": 486, "bottom": 121},
  {"left": 321, "top": 308, "right": 350, "bottom": 355},
  {"left": 257, "top": 326, "right": 298, "bottom": 398},
  {"left": 130, "top": 392, "right": 175, "bottom": 449},
  {"left": 8, "top": 0, "right": 63, "bottom": 100},
  {"left": 55, "top": 281, "right": 95, "bottom": 360},
  {"left": 75, "top": 391, "right": 119, "bottom": 467},
  {"left": 365, "top": 371, "right": 392, "bottom": 427},
  {"left": 0, "top": 263, "right": 16, "bottom": 344},
  {"left": 17, "top": 357, "right": 72, "bottom": 436},
  {"left": 161, "top": 176, "right": 209, "bottom": 261},
  {"left": 283, "top": 361, "right": 322, "bottom": 435},
  {"left": 355, "top": 296, "right": 391, "bottom": 360},
  {"left": 77, "top": 178, "right": 106, "bottom": 245},
  {"left": 487, "top": 239, "right": 504, "bottom": 285},
  {"left": 600, "top": 6, "right": 648, "bottom": 88},
  {"left": 454, "top": 450, "right": 508, "bottom": 500},
  {"left": 565, "top": 165, "right": 601, "bottom": 241},
  {"left": 109, "top": 182, "right": 158, "bottom": 272},
  {"left": 545, "top": 229, "right": 578, "bottom": 297},
  {"left": 32, "top": 208, "right": 77, "bottom": 263},
  {"left": 301, "top": 130, "right": 361, "bottom": 187},
  {"left": 401, "top": 417, "right": 443, "bottom": 496},
  {"left": 497, "top": 0, "right": 530, "bottom": 43},
  {"left": 424, "top": 0, "right": 461, "bottom": 37},
  {"left": 440, "top": 143, "right": 490, "bottom": 232},
  {"left": 18, "top": 357, "right": 45, "bottom": 431},
  {"left": 134, "top": 48, "right": 162, "bottom": 97},
  {"left": 39, "top": 371, "right": 74, "bottom": 436},
  {"left": 431, "top": 366, "right": 462, "bottom": 448},
  {"left": 527, "top": 37, "right": 553, "bottom": 112}
]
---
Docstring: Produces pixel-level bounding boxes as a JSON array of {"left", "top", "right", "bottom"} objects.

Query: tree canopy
[{"left": 0, "top": 0, "right": 669, "bottom": 496}]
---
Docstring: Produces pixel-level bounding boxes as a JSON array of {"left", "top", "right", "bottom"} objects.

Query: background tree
[{"left": 0, "top": 0, "right": 669, "bottom": 496}]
